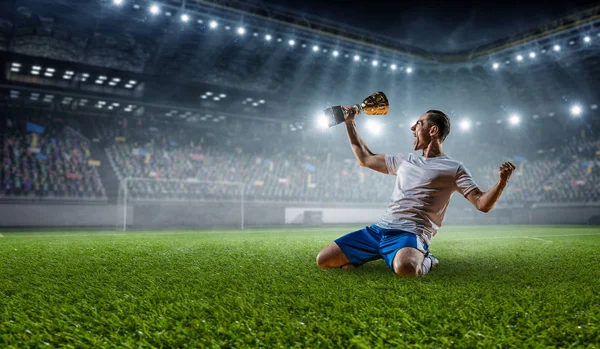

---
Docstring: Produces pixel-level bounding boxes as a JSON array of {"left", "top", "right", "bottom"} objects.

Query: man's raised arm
[
  {"left": 343, "top": 106, "right": 388, "bottom": 174},
  {"left": 465, "top": 161, "right": 516, "bottom": 213}
]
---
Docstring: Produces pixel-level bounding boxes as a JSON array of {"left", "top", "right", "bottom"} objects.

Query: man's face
[{"left": 410, "top": 113, "right": 431, "bottom": 151}]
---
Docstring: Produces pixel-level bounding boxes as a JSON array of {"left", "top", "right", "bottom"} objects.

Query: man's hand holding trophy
[{"left": 322, "top": 92, "right": 389, "bottom": 127}]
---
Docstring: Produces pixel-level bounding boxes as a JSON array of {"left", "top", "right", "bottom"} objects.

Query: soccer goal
[{"left": 116, "top": 177, "right": 245, "bottom": 231}]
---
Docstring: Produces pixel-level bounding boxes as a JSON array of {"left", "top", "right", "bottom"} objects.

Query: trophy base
[{"left": 323, "top": 106, "right": 346, "bottom": 127}]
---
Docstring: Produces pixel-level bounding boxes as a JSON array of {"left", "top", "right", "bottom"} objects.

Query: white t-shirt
[{"left": 375, "top": 152, "right": 479, "bottom": 245}]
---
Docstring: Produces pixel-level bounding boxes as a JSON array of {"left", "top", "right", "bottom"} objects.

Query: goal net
[{"left": 116, "top": 177, "right": 245, "bottom": 231}]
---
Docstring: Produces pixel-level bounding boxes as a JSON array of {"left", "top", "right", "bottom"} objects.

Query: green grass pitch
[{"left": 1, "top": 225, "right": 599, "bottom": 348}]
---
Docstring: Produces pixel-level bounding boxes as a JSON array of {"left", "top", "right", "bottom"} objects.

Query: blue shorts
[{"left": 334, "top": 224, "right": 429, "bottom": 269}]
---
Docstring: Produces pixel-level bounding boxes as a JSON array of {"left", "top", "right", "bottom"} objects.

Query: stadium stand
[
  {"left": 97, "top": 116, "right": 600, "bottom": 204},
  {"left": 0, "top": 116, "right": 106, "bottom": 200}
]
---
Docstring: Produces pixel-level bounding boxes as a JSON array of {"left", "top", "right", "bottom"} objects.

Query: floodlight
[
  {"left": 509, "top": 114, "right": 520, "bottom": 125},
  {"left": 493, "top": 62, "right": 499, "bottom": 70},
  {"left": 459, "top": 119, "right": 471, "bottom": 131},
  {"left": 332, "top": 50, "right": 339, "bottom": 57},
  {"left": 209, "top": 20, "right": 218, "bottom": 29},
  {"left": 366, "top": 120, "right": 383, "bottom": 135},
  {"left": 391, "top": 64, "right": 397, "bottom": 70},
  {"left": 237, "top": 27, "right": 245, "bottom": 35},
  {"left": 181, "top": 14, "right": 189, "bottom": 22},
  {"left": 406, "top": 67, "right": 413, "bottom": 73},
  {"left": 553, "top": 44, "right": 560, "bottom": 51},
  {"left": 354, "top": 55, "right": 360, "bottom": 61},
  {"left": 288, "top": 39, "right": 295, "bottom": 46},
  {"left": 149, "top": 4, "right": 160, "bottom": 15},
  {"left": 529, "top": 52, "right": 536, "bottom": 58},
  {"left": 516, "top": 55, "right": 523, "bottom": 61},
  {"left": 584, "top": 36, "right": 591, "bottom": 43},
  {"left": 570, "top": 104, "right": 582, "bottom": 116},
  {"left": 113, "top": 0, "right": 123, "bottom": 5},
  {"left": 316, "top": 113, "right": 329, "bottom": 129},
  {"left": 265, "top": 34, "right": 272, "bottom": 41},
  {"left": 312, "top": 45, "right": 319, "bottom": 52},
  {"left": 372, "top": 60, "right": 378, "bottom": 66}
]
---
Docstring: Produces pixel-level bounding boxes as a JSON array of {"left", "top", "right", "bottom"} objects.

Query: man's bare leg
[
  {"left": 392, "top": 247, "right": 438, "bottom": 277},
  {"left": 392, "top": 247, "right": 426, "bottom": 277},
  {"left": 316, "top": 242, "right": 354, "bottom": 269}
]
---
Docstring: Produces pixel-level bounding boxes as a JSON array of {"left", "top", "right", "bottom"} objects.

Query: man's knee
[
  {"left": 392, "top": 248, "right": 424, "bottom": 277},
  {"left": 392, "top": 259, "right": 422, "bottom": 277},
  {"left": 316, "top": 242, "right": 352, "bottom": 269},
  {"left": 316, "top": 250, "right": 328, "bottom": 268}
]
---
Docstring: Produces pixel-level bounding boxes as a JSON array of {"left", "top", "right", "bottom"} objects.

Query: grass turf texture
[{"left": 1, "top": 226, "right": 599, "bottom": 348}]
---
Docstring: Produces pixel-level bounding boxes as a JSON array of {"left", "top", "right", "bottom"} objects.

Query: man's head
[{"left": 410, "top": 110, "right": 451, "bottom": 151}]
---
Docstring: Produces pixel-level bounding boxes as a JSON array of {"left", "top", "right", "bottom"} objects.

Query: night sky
[{"left": 246, "top": 0, "right": 600, "bottom": 52}]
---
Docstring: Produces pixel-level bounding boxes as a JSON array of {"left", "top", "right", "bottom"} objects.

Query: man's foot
[
  {"left": 422, "top": 251, "right": 439, "bottom": 275},
  {"left": 427, "top": 252, "right": 439, "bottom": 271}
]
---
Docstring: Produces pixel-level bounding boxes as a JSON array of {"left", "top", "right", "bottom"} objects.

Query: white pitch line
[
  {"left": 445, "top": 233, "right": 599, "bottom": 242},
  {"left": 523, "top": 236, "right": 552, "bottom": 243}
]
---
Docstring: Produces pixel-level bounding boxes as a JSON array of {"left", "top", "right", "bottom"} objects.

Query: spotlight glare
[
  {"left": 317, "top": 113, "right": 329, "bottom": 129},
  {"left": 353, "top": 55, "right": 360, "bottom": 61},
  {"left": 372, "top": 60, "right": 378, "bottom": 67},
  {"left": 584, "top": 36, "right": 591, "bottom": 43},
  {"left": 237, "top": 27, "right": 246, "bottom": 35},
  {"left": 366, "top": 120, "right": 383, "bottom": 136},
  {"left": 553, "top": 44, "right": 561, "bottom": 51},
  {"left": 312, "top": 45, "right": 319, "bottom": 52},
  {"left": 406, "top": 67, "right": 413, "bottom": 74},
  {"left": 265, "top": 34, "right": 272, "bottom": 41},
  {"left": 209, "top": 20, "right": 218, "bottom": 29},
  {"left": 516, "top": 55, "right": 523, "bottom": 61},
  {"left": 529, "top": 52, "right": 536, "bottom": 58},
  {"left": 509, "top": 114, "right": 520, "bottom": 125},
  {"left": 571, "top": 104, "right": 583, "bottom": 116},
  {"left": 391, "top": 64, "right": 397, "bottom": 70},
  {"left": 332, "top": 50, "right": 339, "bottom": 57},
  {"left": 288, "top": 39, "right": 295, "bottom": 46},
  {"left": 180, "top": 14, "right": 189, "bottom": 22},
  {"left": 459, "top": 119, "right": 471, "bottom": 131},
  {"left": 149, "top": 4, "right": 160, "bottom": 14},
  {"left": 113, "top": 0, "right": 123, "bottom": 5},
  {"left": 493, "top": 62, "right": 499, "bottom": 70}
]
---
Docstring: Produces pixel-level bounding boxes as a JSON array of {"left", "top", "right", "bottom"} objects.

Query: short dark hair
[{"left": 425, "top": 110, "right": 451, "bottom": 142}]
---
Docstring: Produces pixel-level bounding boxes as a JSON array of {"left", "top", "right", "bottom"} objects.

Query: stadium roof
[
  {"left": 0, "top": 0, "right": 599, "bottom": 129},
  {"left": 249, "top": 0, "right": 600, "bottom": 54}
]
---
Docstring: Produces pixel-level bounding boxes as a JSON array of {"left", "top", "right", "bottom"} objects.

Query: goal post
[{"left": 116, "top": 177, "right": 245, "bottom": 231}]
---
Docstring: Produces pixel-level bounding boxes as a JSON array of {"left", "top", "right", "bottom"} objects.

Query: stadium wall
[{"left": 1, "top": 202, "right": 599, "bottom": 228}]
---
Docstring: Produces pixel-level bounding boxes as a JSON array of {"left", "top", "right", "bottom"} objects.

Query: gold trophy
[{"left": 323, "top": 92, "right": 389, "bottom": 127}]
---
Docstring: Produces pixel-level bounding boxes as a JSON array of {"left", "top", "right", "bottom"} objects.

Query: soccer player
[{"left": 316, "top": 107, "right": 515, "bottom": 276}]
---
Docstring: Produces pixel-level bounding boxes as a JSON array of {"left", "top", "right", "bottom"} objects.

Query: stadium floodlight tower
[{"left": 117, "top": 177, "right": 245, "bottom": 231}]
